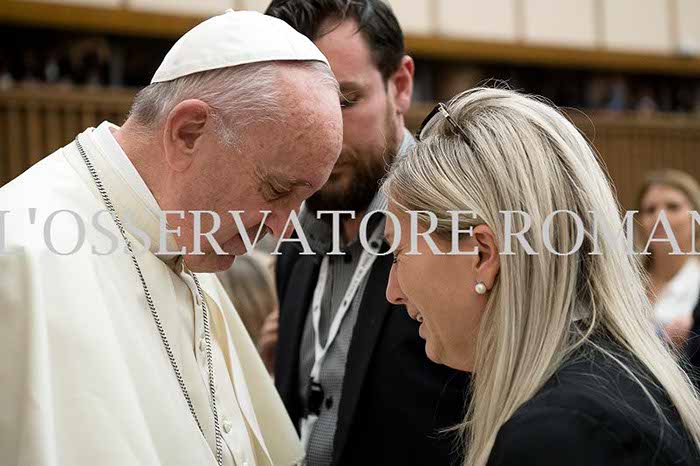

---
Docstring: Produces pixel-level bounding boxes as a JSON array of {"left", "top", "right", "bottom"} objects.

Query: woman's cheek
[{"left": 398, "top": 258, "right": 421, "bottom": 302}]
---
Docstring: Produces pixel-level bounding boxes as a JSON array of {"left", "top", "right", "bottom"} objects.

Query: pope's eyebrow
[
  {"left": 270, "top": 173, "right": 312, "bottom": 189},
  {"left": 257, "top": 166, "right": 313, "bottom": 192}
]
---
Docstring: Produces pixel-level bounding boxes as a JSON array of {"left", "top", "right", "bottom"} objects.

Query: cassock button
[{"left": 223, "top": 420, "right": 233, "bottom": 434}]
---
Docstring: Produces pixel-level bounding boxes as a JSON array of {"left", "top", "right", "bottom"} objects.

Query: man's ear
[
  {"left": 163, "top": 99, "right": 210, "bottom": 172},
  {"left": 388, "top": 55, "right": 414, "bottom": 116},
  {"left": 473, "top": 224, "right": 500, "bottom": 289}
]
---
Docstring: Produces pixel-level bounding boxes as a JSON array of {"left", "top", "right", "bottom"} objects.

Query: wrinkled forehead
[
  {"left": 253, "top": 127, "right": 339, "bottom": 190},
  {"left": 241, "top": 73, "right": 341, "bottom": 188}
]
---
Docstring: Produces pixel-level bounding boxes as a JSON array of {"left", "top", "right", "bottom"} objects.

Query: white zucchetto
[{"left": 151, "top": 9, "right": 329, "bottom": 84}]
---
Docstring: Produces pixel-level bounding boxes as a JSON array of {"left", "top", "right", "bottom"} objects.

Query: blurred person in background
[
  {"left": 383, "top": 87, "right": 700, "bottom": 466},
  {"left": 265, "top": 1, "right": 470, "bottom": 465},
  {"left": 217, "top": 252, "right": 279, "bottom": 375},
  {"left": 637, "top": 169, "right": 700, "bottom": 348}
]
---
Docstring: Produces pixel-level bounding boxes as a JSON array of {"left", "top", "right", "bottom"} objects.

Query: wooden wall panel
[
  {"left": 0, "top": 103, "right": 7, "bottom": 185},
  {"left": 44, "top": 103, "right": 63, "bottom": 154},
  {"left": 586, "top": 117, "right": 700, "bottom": 209},
  {"left": 0, "top": 86, "right": 133, "bottom": 185},
  {"left": 6, "top": 103, "right": 24, "bottom": 186},
  {"left": 26, "top": 102, "right": 43, "bottom": 165}
]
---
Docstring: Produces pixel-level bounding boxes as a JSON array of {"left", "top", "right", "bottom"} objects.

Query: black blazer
[
  {"left": 275, "top": 241, "right": 471, "bottom": 466},
  {"left": 487, "top": 339, "right": 700, "bottom": 466},
  {"left": 686, "top": 295, "right": 700, "bottom": 371}
]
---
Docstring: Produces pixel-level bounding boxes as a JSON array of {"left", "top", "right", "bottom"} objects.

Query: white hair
[
  {"left": 383, "top": 87, "right": 700, "bottom": 466},
  {"left": 129, "top": 60, "right": 337, "bottom": 146}
]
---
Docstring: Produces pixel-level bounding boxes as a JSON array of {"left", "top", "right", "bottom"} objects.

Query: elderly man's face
[{"left": 163, "top": 65, "right": 342, "bottom": 272}]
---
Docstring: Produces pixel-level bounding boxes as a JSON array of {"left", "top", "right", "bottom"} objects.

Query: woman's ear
[
  {"left": 473, "top": 224, "right": 500, "bottom": 289},
  {"left": 163, "top": 99, "right": 210, "bottom": 172}
]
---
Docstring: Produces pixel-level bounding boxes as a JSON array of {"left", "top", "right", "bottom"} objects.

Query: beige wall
[
  {"left": 602, "top": 0, "right": 672, "bottom": 53},
  {"left": 17, "top": 0, "right": 700, "bottom": 56},
  {"left": 678, "top": 0, "right": 700, "bottom": 54},
  {"left": 437, "top": 0, "right": 517, "bottom": 41},
  {"left": 387, "top": 0, "right": 433, "bottom": 35},
  {"left": 235, "top": 0, "right": 269, "bottom": 13},
  {"left": 25, "top": 0, "right": 121, "bottom": 7},
  {"left": 126, "top": 0, "right": 232, "bottom": 15},
  {"left": 524, "top": 0, "right": 597, "bottom": 48}
]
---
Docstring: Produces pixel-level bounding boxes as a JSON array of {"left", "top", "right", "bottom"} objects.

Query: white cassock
[{"left": 0, "top": 122, "right": 305, "bottom": 466}]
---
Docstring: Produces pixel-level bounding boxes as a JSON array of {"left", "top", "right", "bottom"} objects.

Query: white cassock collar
[
  {"left": 82, "top": 121, "right": 183, "bottom": 269},
  {"left": 92, "top": 121, "right": 162, "bottom": 216}
]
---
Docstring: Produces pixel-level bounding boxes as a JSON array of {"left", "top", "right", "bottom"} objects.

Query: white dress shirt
[{"left": 654, "top": 258, "right": 700, "bottom": 325}]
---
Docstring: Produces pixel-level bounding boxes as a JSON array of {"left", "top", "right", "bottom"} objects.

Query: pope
[{"left": 0, "top": 9, "right": 342, "bottom": 466}]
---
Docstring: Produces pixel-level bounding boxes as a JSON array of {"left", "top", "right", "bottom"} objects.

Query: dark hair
[{"left": 265, "top": 0, "right": 404, "bottom": 81}]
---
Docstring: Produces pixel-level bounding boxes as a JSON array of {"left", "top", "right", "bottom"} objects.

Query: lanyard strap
[{"left": 308, "top": 226, "right": 384, "bottom": 381}]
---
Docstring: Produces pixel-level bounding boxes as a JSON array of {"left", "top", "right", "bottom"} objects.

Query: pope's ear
[{"left": 163, "top": 99, "right": 209, "bottom": 171}]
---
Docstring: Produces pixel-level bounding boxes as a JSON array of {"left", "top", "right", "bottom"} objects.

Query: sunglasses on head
[{"left": 415, "top": 102, "right": 472, "bottom": 149}]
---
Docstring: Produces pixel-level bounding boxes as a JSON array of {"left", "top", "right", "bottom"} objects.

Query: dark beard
[
  {"left": 305, "top": 162, "right": 385, "bottom": 214},
  {"left": 307, "top": 105, "right": 401, "bottom": 217}
]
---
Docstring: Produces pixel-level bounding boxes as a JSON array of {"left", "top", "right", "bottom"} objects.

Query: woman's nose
[{"left": 385, "top": 265, "right": 405, "bottom": 305}]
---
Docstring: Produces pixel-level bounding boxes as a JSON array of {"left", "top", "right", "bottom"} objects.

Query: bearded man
[{"left": 264, "top": 2, "right": 471, "bottom": 465}]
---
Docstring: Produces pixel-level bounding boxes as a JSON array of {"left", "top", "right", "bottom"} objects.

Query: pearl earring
[{"left": 475, "top": 282, "right": 487, "bottom": 295}]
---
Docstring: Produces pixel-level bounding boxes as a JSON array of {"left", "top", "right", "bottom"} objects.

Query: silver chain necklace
[{"left": 75, "top": 137, "right": 224, "bottom": 466}]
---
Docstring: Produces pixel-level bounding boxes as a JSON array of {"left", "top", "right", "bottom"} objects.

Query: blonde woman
[
  {"left": 381, "top": 88, "right": 700, "bottom": 465},
  {"left": 637, "top": 170, "right": 700, "bottom": 347}
]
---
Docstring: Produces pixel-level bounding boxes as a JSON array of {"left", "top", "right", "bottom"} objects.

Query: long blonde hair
[{"left": 383, "top": 88, "right": 700, "bottom": 465}]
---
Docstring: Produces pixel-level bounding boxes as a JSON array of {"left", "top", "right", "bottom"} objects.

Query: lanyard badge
[
  {"left": 299, "top": 225, "right": 384, "bottom": 449},
  {"left": 306, "top": 379, "right": 325, "bottom": 417}
]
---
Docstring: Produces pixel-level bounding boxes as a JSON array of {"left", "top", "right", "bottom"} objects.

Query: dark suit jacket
[
  {"left": 487, "top": 338, "right": 700, "bottom": 466},
  {"left": 686, "top": 296, "right": 700, "bottom": 372},
  {"left": 275, "top": 241, "right": 471, "bottom": 466}
]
